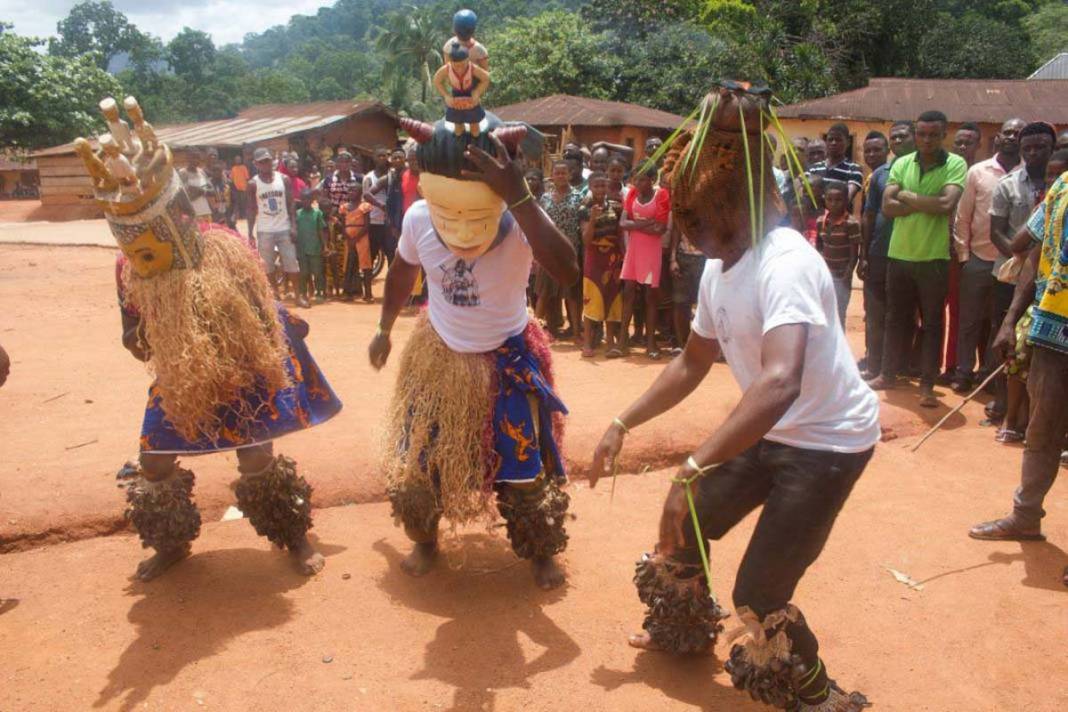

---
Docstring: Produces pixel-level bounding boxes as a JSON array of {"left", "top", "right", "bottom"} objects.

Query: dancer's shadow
[
  {"left": 95, "top": 541, "right": 343, "bottom": 712},
  {"left": 592, "top": 648, "right": 752, "bottom": 711},
  {"left": 990, "top": 540, "right": 1068, "bottom": 592},
  {"left": 922, "top": 541, "right": 1068, "bottom": 592},
  {"left": 374, "top": 536, "right": 581, "bottom": 712}
]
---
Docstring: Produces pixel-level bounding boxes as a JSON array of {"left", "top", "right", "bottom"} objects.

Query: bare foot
[
  {"left": 290, "top": 537, "right": 325, "bottom": 576},
  {"left": 400, "top": 542, "right": 438, "bottom": 577},
  {"left": 532, "top": 556, "right": 565, "bottom": 590},
  {"left": 135, "top": 545, "right": 191, "bottom": 582},
  {"left": 627, "top": 631, "right": 661, "bottom": 650}
]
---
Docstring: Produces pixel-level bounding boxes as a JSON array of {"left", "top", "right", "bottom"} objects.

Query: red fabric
[
  {"left": 623, "top": 186, "right": 670, "bottom": 225},
  {"left": 401, "top": 170, "right": 420, "bottom": 213}
]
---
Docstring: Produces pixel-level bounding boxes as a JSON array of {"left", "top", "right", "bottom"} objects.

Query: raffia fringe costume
[
  {"left": 383, "top": 314, "right": 569, "bottom": 559},
  {"left": 77, "top": 96, "right": 342, "bottom": 559}
]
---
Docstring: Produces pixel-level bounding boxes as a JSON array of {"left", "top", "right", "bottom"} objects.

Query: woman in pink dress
[{"left": 619, "top": 164, "right": 670, "bottom": 358}]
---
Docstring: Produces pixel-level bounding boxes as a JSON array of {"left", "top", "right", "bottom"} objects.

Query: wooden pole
[{"left": 910, "top": 363, "right": 1007, "bottom": 452}]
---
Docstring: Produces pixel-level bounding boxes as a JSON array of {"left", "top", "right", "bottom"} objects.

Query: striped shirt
[
  {"left": 807, "top": 158, "right": 865, "bottom": 196},
  {"left": 816, "top": 211, "right": 861, "bottom": 280}
]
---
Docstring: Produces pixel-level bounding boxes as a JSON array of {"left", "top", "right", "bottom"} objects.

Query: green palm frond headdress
[{"left": 640, "top": 80, "right": 813, "bottom": 246}]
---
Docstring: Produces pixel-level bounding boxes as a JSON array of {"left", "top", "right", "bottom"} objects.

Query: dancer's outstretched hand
[
  {"left": 657, "top": 480, "right": 689, "bottom": 557},
  {"left": 369, "top": 330, "right": 392, "bottom": 371},
  {"left": 589, "top": 424, "right": 624, "bottom": 489}
]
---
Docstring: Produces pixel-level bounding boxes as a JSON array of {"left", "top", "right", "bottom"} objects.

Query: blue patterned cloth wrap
[
  {"left": 491, "top": 331, "right": 567, "bottom": 483},
  {"left": 139, "top": 307, "right": 342, "bottom": 454}
]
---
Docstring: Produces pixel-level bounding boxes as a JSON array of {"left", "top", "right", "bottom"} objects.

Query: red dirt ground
[{"left": 0, "top": 240, "right": 1065, "bottom": 711}]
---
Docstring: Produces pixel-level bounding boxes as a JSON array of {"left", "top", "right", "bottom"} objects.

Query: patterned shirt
[
  {"left": 1025, "top": 176, "right": 1068, "bottom": 354},
  {"left": 322, "top": 170, "right": 362, "bottom": 211},
  {"left": 815, "top": 211, "right": 861, "bottom": 280},
  {"left": 578, "top": 199, "right": 623, "bottom": 253},
  {"left": 540, "top": 189, "right": 583, "bottom": 248}
]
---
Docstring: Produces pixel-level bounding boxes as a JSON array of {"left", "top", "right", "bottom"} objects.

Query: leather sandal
[{"left": 968, "top": 517, "right": 1045, "bottom": 542}]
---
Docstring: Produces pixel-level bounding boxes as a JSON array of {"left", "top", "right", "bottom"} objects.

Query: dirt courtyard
[{"left": 0, "top": 237, "right": 1066, "bottom": 711}]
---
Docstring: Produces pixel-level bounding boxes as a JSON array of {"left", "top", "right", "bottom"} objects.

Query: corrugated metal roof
[
  {"left": 1030, "top": 53, "right": 1068, "bottom": 80},
  {"left": 492, "top": 94, "right": 685, "bottom": 130},
  {"left": 776, "top": 78, "right": 1068, "bottom": 124},
  {"left": 32, "top": 100, "right": 398, "bottom": 158}
]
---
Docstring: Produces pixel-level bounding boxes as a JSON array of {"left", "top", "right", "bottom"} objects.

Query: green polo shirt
[{"left": 886, "top": 150, "right": 967, "bottom": 262}]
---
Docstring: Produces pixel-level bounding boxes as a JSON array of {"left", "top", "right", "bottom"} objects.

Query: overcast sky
[{"left": 1, "top": 0, "right": 331, "bottom": 45}]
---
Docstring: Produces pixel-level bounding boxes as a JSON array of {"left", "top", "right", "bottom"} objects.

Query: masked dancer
[
  {"left": 590, "top": 83, "right": 879, "bottom": 711},
  {"left": 76, "top": 98, "right": 342, "bottom": 582}
]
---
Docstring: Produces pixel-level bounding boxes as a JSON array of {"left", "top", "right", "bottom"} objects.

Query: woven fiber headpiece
[
  {"left": 74, "top": 96, "right": 202, "bottom": 274},
  {"left": 659, "top": 82, "right": 787, "bottom": 244}
]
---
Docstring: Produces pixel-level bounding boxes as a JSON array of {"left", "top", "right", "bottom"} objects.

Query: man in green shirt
[
  {"left": 295, "top": 189, "right": 328, "bottom": 307},
  {"left": 868, "top": 110, "right": 967, "bottom": 407}
]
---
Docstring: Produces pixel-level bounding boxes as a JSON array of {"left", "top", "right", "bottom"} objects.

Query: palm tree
[{"left": 374, "top": 6, "right": 444, "bottom": 104}]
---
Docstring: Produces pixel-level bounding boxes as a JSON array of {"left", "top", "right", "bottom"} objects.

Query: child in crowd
[
  {"left": 579, "top": 172, "right": 624, "bottom": 358},
  {"left": 619, "top": 164, "right": 670, "bottom": 359},
  {"left": 815, "top": 179, "right": 861, "bottom": 328},
  {"left": 295, "top": 189, "right": 328, "bottom": 307},
  {"left": 339, "top": 185, "right": 374, "bottom": 303},
  {"left": 318, "top": 192, "right": 343, "bottom": 299},
  {"left": 607, "top": 156, "right": 630, "bottom": 203}
]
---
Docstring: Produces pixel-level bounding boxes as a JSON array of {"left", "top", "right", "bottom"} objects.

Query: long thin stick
[{"left": 910, "top": 364, "right": 1006, "bottom": 452}]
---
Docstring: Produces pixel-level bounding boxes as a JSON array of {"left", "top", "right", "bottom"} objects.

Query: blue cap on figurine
[{"left": 453, "top": 9, "right": 477, "bottom": 39}]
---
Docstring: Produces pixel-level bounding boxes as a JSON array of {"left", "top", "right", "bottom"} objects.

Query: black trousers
[
  {"left": 862, "top": 257, "right": 888, "bottom": 375},
  {"left": 882, "top": 258, "right": 948, "bottom": 388},
  {"left": 987, "top": 281, "right": 1017, "bottom": 417},
  {"left": 370, "top": 223, "right": 396, "bottom": 264},
  {"left": 676, "top": 440, "right": 873, "bottom": 663}
]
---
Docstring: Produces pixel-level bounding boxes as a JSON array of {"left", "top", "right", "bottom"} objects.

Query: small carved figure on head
[
  {"left": 99, "top": 97, "right": 135, "bottom": 154},
  {"left": 99, "top": 133, "right": 142, "bottom": 196},
  {"left": 433, "top": 41, "right": 490, "bottom": 137},
  {"left": 73, "top": 137, "right": 120, "bottom": 194}
]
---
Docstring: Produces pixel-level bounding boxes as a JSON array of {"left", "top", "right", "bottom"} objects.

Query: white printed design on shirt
[{"left": 440, "top": 258, "right": 481, "bottom": 307}]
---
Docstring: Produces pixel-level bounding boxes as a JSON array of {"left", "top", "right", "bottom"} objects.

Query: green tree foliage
[
  {"left": 48, "top": 0, "right": 147, "bottom": 70},
  {"left": 167, "top": 28, "right": 216, "bottom": 80},
  {"left": 483, "top": 10, "right": 620, "bottom": 107},
  {"left": 375, "top": 5, "right": 445, "bottom": 103},
  {"left": 917, "top": 12, "right": 1033, "bottom": 78},
  {"left": 10, "top": 0, "right": 1060, "bottom": 151},
  {"left": 0, "top": 24, "right": 123, "bottom": 150},
  {"left": 1025, "top": 1, "right": 1068, "bottom": 64}
]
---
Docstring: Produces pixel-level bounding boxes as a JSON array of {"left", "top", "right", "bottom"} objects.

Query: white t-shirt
[
  {"left": 180, "top": 167, "right": 212, "bottom": 217},
  {"left": 363, "top": 171, "right": 387, "bottom": 225},
  {"left": 398, "top": 200, "right": 531, "bottom": 353},
  {"left": 251, "top": 172, "right": 290, "bottom": 234},
  {"left": 691, "top": 227, "right": 880, "bottom": 453}
]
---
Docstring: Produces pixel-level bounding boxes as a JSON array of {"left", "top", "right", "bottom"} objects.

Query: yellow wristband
[
  {"left": 509, "top": 192, "right": 533, "bottom": 211},
  {"left": 612, "top": 417, "right": 630, "bottom": 435},
  {"left": 376, "top": 324, "right": 391, "bottom": 337}
]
